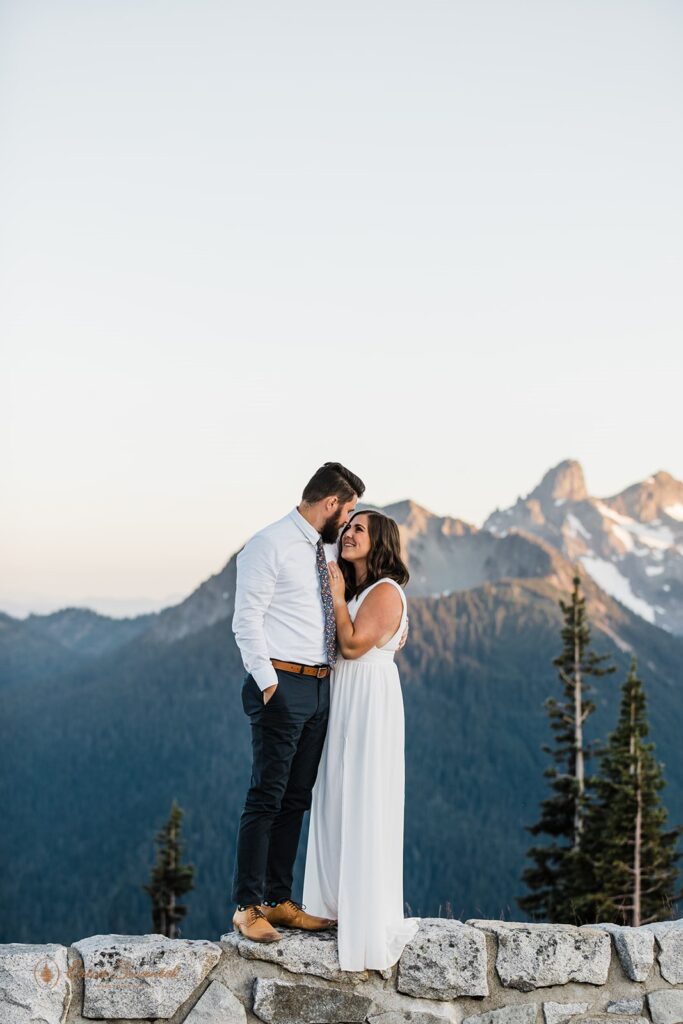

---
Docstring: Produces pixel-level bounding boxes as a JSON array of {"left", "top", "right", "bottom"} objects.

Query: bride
[{"left": 302, "top": 509, "right": 420, "bottom": 972}]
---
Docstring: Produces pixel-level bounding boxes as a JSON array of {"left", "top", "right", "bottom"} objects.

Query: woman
[{"left": 302, "top": 509, "right": 420, "bottom": 972}]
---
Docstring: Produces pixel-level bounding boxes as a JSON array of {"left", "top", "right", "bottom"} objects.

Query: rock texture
[
  {"left": 220, "top": 927, "right": 366, "bottom": 982},
  {"left": 368, "top": 1012, "right": 452, "bottom": 1024},
  {"left": 2, "top": 917, "right": 683, "bottom": 1024},
  {"left": 467, "top": 921, "right": 611, "bottom": 991},
  {"left": 570, "top": 1018, "right": 649, "bottom": 1024},
  {"left": 183, "top": 978, "right": 247, "bottom": 1023},
  {"left": 71, "top": 933, "right": 221, "bottom": 1019},
  {"left": 0, "top": 943, "right": 71, "bottom": 1024},
  {"left": 607, "top": 999, "right": 645, "bottom": 1015},
  {"left": 647, "top": 989, "right": 683, "bottom": 1024},
  {"left": 644, "top": 921, "right": 683, "bottom": 985},
  {"left": 464, "top": 1006, "right": 539, "bottom": 1024},
  {"left": 252, "top": 977, "right": 373, "bottom": 1023},
  {"left": 543, "top": 1000, "right": 591, "bottom": 1024},
  {"left": 595, "top": 923, "right": 656, "bottom": 982},
  {"left": 397, "top": 919, "right": 489, "bottom": 1000}
]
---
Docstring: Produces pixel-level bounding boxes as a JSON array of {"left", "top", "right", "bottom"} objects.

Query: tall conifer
[
  {"left": 518, "top": 572, "right": 615, "bottom": 922},
  {"left": 575, "top": 657, "right": 683, "bottom": 925},
  {"left": 143, "top": 800, "right": 195, "bottom": 938}
]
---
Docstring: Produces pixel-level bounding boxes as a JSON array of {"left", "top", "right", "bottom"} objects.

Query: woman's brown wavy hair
[{"left": 337, "top": 510, "right": 409, "bottom": 601}]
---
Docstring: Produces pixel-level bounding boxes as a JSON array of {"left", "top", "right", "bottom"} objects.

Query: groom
[{"left": 231, "top": 461, "right": 366, "bottom": 941}]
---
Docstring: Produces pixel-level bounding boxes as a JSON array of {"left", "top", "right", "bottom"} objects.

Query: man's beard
[{"left": 320, "top": 509, "right": 345, "bottom": 544}]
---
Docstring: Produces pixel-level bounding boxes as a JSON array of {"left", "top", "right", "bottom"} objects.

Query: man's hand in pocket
[{"left": 263, "top": 682, "right": 278, "bottom": 705}]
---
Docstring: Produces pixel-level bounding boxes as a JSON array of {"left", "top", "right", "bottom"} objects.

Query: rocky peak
[
  {"left": 527, "top": 459, "right": 588, "bottom": 507},
  {"left": 379, "top": 499, "right": 476, "bottom": 540},
  {"left": 484, "top": 461, "right": 683, "bottom": 635},
  {"left": 605, "top": 470, "right": 683, "bottom": 523},
  {"left": 377, "top": 499, "right": 434, "bottom": 533}
]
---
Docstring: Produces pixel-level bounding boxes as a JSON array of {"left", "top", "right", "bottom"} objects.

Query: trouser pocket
[{"left": 241, "top": 674, "right": 263, "bottom": 715}]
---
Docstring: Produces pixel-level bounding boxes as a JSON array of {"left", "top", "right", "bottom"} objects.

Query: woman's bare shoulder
[{"left": 359, "top": 580, "right": 404, "bottom": 611}]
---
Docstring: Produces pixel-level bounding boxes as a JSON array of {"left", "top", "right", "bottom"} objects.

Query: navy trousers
[{"left": 231, "top": 667, "right": 330, "bottom": 906}]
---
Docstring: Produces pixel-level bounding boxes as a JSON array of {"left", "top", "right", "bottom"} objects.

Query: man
[{"left": 231, "top": 461, "right": 365, "bottom": 941}]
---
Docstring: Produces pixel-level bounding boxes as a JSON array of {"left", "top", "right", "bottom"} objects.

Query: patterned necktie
[{"left": 315, "top": 538, "right": 337, "bottom": 668}]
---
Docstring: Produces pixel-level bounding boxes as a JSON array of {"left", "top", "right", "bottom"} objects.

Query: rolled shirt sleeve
[{"left": 232, "top": 533, "right": 280, "bottom": 691}]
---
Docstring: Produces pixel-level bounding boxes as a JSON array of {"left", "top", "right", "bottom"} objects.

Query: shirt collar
[{"left": 289, "top": 506, "right": 321, "bottom": 546}]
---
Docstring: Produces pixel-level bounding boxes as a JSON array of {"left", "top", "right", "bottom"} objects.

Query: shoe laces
[
  {"left": 282, "top": 898, "right": 306, "bottom": 912},
  {"left": 246, "top": 905, "right": 268, "bottom": 923}
]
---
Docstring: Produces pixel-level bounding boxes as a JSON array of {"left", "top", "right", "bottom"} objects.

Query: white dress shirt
[{"left": 232, "top": 507, "right": 338, "bottom": 691}]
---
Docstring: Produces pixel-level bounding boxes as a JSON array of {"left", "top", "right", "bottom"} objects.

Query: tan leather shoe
[
  {"left": 232, "top": 904, "right": 283, "bottom": 942},
  {"left": 261, "top": 898, "right": 337, "bottom": 931}
]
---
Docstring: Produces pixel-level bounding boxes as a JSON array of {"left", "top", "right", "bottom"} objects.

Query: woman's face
[{"left": 340, "top": 513, "right": 372, "bottom": 564}]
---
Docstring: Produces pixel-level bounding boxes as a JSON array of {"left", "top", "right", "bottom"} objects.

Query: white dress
[{"left": 302, "top": 577, "right": 420, "bottom": 972}]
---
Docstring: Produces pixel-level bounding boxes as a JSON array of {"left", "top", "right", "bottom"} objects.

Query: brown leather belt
[{"left": 271, "top": 659, "right": 330, "bottom": 678}]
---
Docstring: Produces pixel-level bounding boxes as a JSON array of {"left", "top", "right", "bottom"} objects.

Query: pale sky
[{"left": 2, "top": 0, "right": 682, "bottom": 617}]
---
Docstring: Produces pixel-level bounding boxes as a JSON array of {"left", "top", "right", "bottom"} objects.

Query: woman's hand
[
  {"left": 327, "top": 561, "right": 346, "bottom": 602},
  {"left": 397, "top": 615, "right": 409, "bottom": 651}
]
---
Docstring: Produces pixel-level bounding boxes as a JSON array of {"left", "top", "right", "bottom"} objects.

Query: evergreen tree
[
  {"left": 517, "top": 571, "right": 615, "bottom": 923},
  {"left": 143, "top": 800, "right": 195, "bottom": 938},
  {"left": 575, "top": 656, "right": 683, "bottom": 925}
]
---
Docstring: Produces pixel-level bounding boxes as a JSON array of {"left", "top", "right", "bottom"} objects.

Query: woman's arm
[{"left": 327, "top": 562, "right": 404, "bottom": 659}]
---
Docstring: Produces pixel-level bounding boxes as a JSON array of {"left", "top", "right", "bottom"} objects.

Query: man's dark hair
[{"left": 301, "top": 462, "right": 365, "bottom": 504}]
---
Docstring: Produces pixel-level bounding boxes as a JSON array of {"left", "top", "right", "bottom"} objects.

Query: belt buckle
[{"left": 316, "top": 665, "right": 327, "bottom": 678}]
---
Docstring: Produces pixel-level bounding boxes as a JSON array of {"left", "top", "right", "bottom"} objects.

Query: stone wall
[{"left": 2, "top": 918, "right": 683, "bottom": 1024}]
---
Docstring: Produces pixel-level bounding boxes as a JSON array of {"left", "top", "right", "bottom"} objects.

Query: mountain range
[
  {"left": 485, "top": 461, "right": 683, "bottom": 636},
  {"left": 1, "top": 459, "right": 681, "bottom": 943}
]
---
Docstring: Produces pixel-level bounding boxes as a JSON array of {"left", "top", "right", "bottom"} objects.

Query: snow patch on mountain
[
  {"left": 484, "top": 461, "right": 683, "bottom": 635},
  {"left": 596, "top": 501, "right": 675, "bottom": 551},
  {"left": 665, "top": 502, "right": 683, "bottom": 521},
  {"left": 565, "top": 513, "right": 592, "bottom": 541},
  {"left": 580, "top": 556, "right": 657, "bottom": 623},
  {"left": 609, "top": 523, "right": 634, "bottom": 552}
]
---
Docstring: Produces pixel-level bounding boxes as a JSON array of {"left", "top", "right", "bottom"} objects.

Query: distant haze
[{"left": 2, "top": 2, "right": 681, "bottom": 616}]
